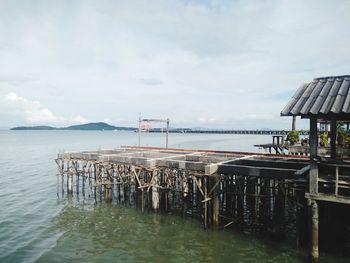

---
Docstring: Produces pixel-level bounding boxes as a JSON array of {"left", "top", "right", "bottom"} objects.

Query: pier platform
[
  {"left": 56, "top": 146, "right": 350, "bottom": 260},
  {"left": 56, "top": 146, "right": 309, "bottom": 229}
]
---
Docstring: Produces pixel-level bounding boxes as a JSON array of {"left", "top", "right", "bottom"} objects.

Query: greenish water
[{"left": 0, "top": 131, "right": 348, "bottom": 263}]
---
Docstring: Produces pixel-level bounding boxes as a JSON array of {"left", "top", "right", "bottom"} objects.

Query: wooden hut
[{"left": 281, "top": 75, "right": 350, "bottom": 262}]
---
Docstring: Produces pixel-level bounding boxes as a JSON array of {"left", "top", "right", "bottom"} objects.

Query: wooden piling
[
  {"left": 152, "top": 170, "right": 160, "bottom": 211},
  {"left": 311, "top": 200, "right": 319, "bottom": 263},
  {"left": 212, "top": 175, "right": 220, "bottom": 226},
  {"left": 67, "top": 160, "right": 73, "bottom": 194}
]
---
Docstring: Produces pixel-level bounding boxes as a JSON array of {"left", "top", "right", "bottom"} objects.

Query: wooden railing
[{"left": 318, "top": 161, "right": 350, "bottom": 197}]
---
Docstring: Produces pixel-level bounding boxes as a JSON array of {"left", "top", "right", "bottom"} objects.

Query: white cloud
[
  {"left": 3, "top": 92, "right": 61, "bottom": 124},
  {"left": 2, "top": 92, "right": 91, "bottom": 126},
  {"left": 70, "top": 114, "right": 90, "bottom": 124}
]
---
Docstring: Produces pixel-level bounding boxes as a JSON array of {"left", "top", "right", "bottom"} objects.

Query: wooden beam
[
  {"left": 309, "top": 116, "right": 318, "bottom": 194},
  {"left": 330, "top": 118, "right": 336, "bottom": 159},
  {"left": 305, "top": 193, "right": 350, "bottom": 204},
  {"left": 217, "top": 164, "right": 297, "bottom": 178},
  {"left": 227, "top": 159, "right": 308, "bottom": 170}
]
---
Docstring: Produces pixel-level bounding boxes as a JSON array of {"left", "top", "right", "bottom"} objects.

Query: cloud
[
  {"left": 2, "top": 92, "right": 91, "bottom": 125},
  {"left": 70, "top": 114, "right": 90, "bottom": 124},
  {"left": 4, "top": 92, "right": 61, "bottom": 124},
  {"left": 139, "top": 78, "right": 163, "bottom": 86}
]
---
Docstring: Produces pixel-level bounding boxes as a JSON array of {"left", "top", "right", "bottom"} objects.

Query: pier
[
  {"left": 56, "top": 146, "right": 310, "bottom": 235},
  {"left": 56, "top": 145, "right": 350, "bottom": 260}
]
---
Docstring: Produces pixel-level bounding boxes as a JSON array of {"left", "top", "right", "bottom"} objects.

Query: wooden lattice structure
[{"left": 56, "top": 147, "right": 310, "bottom": 237}]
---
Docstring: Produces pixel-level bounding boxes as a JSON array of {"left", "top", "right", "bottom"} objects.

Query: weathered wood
[
  {"left": 67, "top": 160, "right": 73, "bottom": 194},
  {"left": 217, "top": 164, "right": 297, "bottom": 178},
  {"left": 311, "top": 200, "right": 319, "bottom": 263},
  {"left": 306, "top": 193, "right": 350, "bottom": 204},
  {"left": 330, "top": 118, "right": 337, "bottom": 159},
  {"left": 309, "top": 117, "right": 318, "bottom": 194},
  {"left": 212, "top": 176, "right": 220, "bottom": 226},
  {"left": 152, "top": 170, "right": 160, "bottom": 211}
]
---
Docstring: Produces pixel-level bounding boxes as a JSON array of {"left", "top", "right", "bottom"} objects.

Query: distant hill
[
  {"left": 63, "top": 122, "right": 122, "bottom": 131},
  {"left": 11, "top": 122, "right": 137, "bottom": 131},
  {"left": 11, "top": 125, "right": 56, "bottom": 130}
]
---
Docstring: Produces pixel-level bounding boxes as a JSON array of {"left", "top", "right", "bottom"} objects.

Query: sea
[{"left": 0, "top": 130, "right": 348, "bottom": 263}]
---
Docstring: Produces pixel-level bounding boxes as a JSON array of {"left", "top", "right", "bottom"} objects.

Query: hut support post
[
  {"left": 292, "top": 116, "right": 296, "bottom": 131},
  {"left": 309, "top": 117, "right": 318, "bottom": 194},
  {"left": 309, "top": 116, "right": 319, "bottom": 263},
  {"left": 330, "top": 118, "right": 336, "bottom": 159},
  {"left": 311, "top": 200, "right": 319, "bottom": 263}
]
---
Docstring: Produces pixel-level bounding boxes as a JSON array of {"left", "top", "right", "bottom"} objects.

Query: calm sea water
[{"left": 0, "top": 130, "right": 348, "bottom": 263}]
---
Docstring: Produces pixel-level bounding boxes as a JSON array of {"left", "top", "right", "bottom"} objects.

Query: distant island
[{"left": 11, "top": 122, "right": 137, "bottom": 131}]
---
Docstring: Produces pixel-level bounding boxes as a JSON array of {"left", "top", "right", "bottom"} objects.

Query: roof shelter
[
  {"left": 281, "top": 75, "right": 350, "bottom": 198},
  {"left": 281, "top": 75, "right": 350, "bottom": 261}
]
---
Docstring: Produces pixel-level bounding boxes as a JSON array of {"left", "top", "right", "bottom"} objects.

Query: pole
[
  {"left": 166, "top": 118, "right": 169, "bottom": 148},
  {"left": 309, "top": 116, "right": 318, "bottom": 194},
  {"left": 292, "top": 116, "right": 296, "bottom": 131},
  {"left": 330, "top": 118, "right": 336, "bottom": 159}
]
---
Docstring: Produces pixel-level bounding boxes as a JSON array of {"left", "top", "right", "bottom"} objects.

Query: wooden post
[
  {"left": 311, "top": 200, "right": 319, "bottom": 263},
  {"left": 204, "top": 177, "right": 208, "bottom": 228},
  {"left": 309, "top": 117, "right": 318, "bottom": 194},
  {"left": 213, "top": 176, "right": 220, "bottom": 226},
  {"left": 330, "top": 118, "right": 336, "bottom": 159},
  {"left": 106, "top": 166, "right": 113, "bottom": 202},
  {"left": 166, "top": 118, "right": 169, "bottom": 148},
  {"left": 67, "top": 160, "right": 73, "bottom": 194},
  {"left": 292, "top": 116, "right": 296, "bottom": 131},
  {"left": 152, "top": 170, "right": 159, "bottom": 211}
]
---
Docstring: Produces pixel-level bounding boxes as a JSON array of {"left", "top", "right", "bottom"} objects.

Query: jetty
[
  {"left": 56, "top": 75, "right": 350, "bottom": 262},
  {"left": 56, "top": 146, "right": 309, "bottom": 237}
]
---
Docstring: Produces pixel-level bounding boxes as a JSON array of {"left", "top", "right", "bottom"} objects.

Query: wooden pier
[
  {"left": 56, "top": 147, "right": 312, "bottom": 243},
  {"left": 56, "top": 145, "right": 350, "bottom": 261}
]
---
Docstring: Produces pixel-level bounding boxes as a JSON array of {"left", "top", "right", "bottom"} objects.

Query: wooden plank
[
  {"left": 217, "top": 164, "right": 297, "bottom": 178},
  {"left": 227, "top": 159, "right": 308, "bottom": 170},
  {"left": 305, "top": 193, "right": 350, "bottom": 204}
]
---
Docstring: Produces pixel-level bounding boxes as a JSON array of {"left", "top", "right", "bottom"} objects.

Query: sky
[{"left": 0, "top": 0, "right": 350, "bottom": 129}]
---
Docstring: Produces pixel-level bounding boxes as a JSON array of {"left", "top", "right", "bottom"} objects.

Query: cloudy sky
[{"left": 0, "top": 0, "right": 350, "bottom": 129}]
